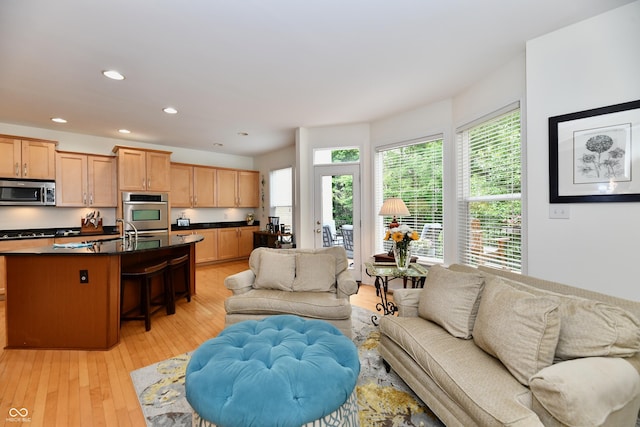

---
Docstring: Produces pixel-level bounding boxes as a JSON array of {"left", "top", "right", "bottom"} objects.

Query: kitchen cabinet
[
  {"left": 55, "top": 152, "right": 117, "bottom": 207},
  {"left": 0, "top": 238, "right": 55, "bottom": 297},
  {"left": 216, "top": 169, "right": 259, "bottom": 208},
  {"left": 172, "top": 229, "right": 218, "bottom": 264},
  {"left": 170, "top": 163, "right": 216, "bottom": 208},
  {"left": 112, "top": 146, "right": 171, "bottom": 192},
  {"left": 0, "top": 136, "right": 56, "bottom": 180},
  {"left": 217, "top": 226, "right": 259, "bottom": 260}
]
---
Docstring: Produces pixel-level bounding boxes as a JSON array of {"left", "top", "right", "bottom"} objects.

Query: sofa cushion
[
  {"left": 253, "top": 251, "right": 296, "bottom": 291},
  {"left": 380, "top": 315, "right": 538, "bottom": 426},
  {"left": 473, "top": 276, "right": 561, "bottom": 385},
  {"left": 292, "top": 253, "right": 336, "bottom": 292},
  {"left": 530, "top": 357, "right": 640, "bottom": 427},
  {"left": 488, "top": 276, "right": 640, "bottom": 360},
  {"left": 418, "top": 265, "right": 485, "bottom": 339},
  {"left": 224, "top": 289, "right": 352, "bottom": 320}
]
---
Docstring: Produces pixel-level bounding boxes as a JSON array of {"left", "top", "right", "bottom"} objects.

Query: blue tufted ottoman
[{"left": 185, "top": 315, "right": 360, "bottom": 427}]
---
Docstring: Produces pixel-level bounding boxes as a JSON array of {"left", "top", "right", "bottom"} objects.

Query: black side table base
[{"left": 370, "top": 276, "right": 398, "bottom": 326}]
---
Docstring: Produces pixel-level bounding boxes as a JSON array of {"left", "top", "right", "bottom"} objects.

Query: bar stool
[
  {"left": 167, "top": 254, "right": 191, "bottom": 314},
  {"left": 121, "top": 260, "right": 170, "bottom": 331}
]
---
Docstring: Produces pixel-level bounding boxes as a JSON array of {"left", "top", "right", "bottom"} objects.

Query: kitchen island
[{"left": 1, "top": 233, "right": 203, "bottom": 350}]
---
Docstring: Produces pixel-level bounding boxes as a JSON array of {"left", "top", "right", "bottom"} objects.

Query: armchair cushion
[
  {"left": 473, "top": 276, "right": 561, "bottom": 385},
  {"left": 254, "top": 251, "right": 296, "bottom": 291},
  {"left": 292, "top": 253, "right": 336, "bottom": 292},
  {"left": 418, "top": 265, "right": 485, "bottom": 339},
  {"left": 530, "top": 357, "right": 640, "bottom": 427}
]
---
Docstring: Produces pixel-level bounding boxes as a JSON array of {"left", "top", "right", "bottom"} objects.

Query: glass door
[{"left": 313, "top": 164, "right": 360, "bottom": 279}]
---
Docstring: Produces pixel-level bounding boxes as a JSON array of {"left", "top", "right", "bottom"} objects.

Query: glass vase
[{"left": 392, "top": 241, "right": 412, "bottom": 271}]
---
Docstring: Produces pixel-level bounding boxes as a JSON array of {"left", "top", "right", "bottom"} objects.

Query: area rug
[{"left": 130, "top": 306, "right": 444, "bottom": 427}]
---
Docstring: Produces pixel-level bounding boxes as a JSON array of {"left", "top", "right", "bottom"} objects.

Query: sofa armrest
[
  {"left": 393, "top": 288, "right": 422, "bottom": 317},
  {"left": 530, "top": 357, "right": 640, "bottom": 427},
  {"left": 336, "top": 270, "right": 358, "bottom": 298},
  {"left": 224, "top": 270, "right": 256, "bottom": 295}
]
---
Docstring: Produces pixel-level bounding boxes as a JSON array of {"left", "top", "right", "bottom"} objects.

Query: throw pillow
[
  {"left": 292, "top": 253, "right": 336, "bottom": 292},
  {"left": 495, "top": 277, "right": 640, "bottom": 360},
  {"left": 418, "top": 265, "right": 485, "bottom": 339},
  {"left": 473, "top": 276, "right": 561, "bottom": 385},
  {"left": 253, "top": 251, "right": 296, "bottom": 291},
  {"left": 530, "top": 357, "right": 640, "bottom": 426}
]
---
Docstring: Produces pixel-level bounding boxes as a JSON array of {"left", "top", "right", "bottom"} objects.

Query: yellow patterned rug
[{"left": 130, "top": 306, "right": 444, "bottom": 427}]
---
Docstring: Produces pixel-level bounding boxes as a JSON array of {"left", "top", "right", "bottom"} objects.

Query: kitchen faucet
[{"left": 115, "top": 218, "right": 138, "bottom": 243}]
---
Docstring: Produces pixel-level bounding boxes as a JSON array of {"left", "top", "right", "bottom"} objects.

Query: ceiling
[{"left": 0, "top": 0, "right": 634, "bottom": 157}]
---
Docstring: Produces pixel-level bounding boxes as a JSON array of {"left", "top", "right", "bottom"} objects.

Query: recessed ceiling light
[
  {"left": 163, "top": 107, "right": 178, "bottom": 114},
  {"left": 237, "top": 132, "right": 249, "bottom": 136},
  {"left": 213, "top": 143, "right": 224, "bottom": 147},
  {"left": 118, "top": 129, "right": 131, "bottom": 134},
  {"left": 102, "top": 70, "right": 125, "bottom": 81},
  {"left": 51, "top": 117, "right": 67, "bottom": 123}
]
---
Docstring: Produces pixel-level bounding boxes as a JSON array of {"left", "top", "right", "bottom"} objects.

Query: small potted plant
[{"left": 246, "top": 213, "right": 255, "bottom": 225}]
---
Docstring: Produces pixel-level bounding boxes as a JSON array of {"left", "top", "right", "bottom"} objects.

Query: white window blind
[
  {"left": 270, "top": 167, "right": 293, "bottom": 229},
  {"left": 375, "top": 137, "right": 444, "bottom": 261},
  {"left": 457, "top": 104, "right": 522, "bottom": 272}
]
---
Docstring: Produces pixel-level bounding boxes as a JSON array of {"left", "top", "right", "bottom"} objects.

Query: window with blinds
[
  {"left": 270, "top": 167, "right": 293, "bottom": 229},
  {"left": 456, "top": 104, "right": 522, "bottom": 272},
  {"left": 375, "top": 137, "right": 444, "bottom": 261}
]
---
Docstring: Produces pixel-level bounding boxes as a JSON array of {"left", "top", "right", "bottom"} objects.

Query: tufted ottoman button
[{"left": 186, "top": 315, "right": 360, "bottom": 427}]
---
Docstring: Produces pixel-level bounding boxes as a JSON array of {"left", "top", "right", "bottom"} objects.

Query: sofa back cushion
[
  {"left": 253, "top": 251, "right": 296, "bottom": 291},
  {"left": 418, "top": 265, "right": 485, "bottom": 339},
  {"left": 292, "top": 253, "right": 336, "bottom": 292},
  {"left": 250, "top": 247, "right": 348, "bottom": 276},
  {"left": 473, "top": 276, "right": 561, "bottom": 385},
  {"left": 493, "top": 276, "right": 640, "bottom": 360}
]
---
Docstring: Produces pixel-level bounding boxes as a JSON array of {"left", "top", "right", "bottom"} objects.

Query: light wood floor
[{"left": 0, "top": 261, "right": 385, "bottom": 427}]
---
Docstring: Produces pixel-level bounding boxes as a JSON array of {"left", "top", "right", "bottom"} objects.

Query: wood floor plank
[{"left": 0, "top": 260, "right": 384, "bottom": 426}]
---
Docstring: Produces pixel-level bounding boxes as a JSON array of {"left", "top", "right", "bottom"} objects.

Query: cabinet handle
[
  {"left": 23, "top": 163, "right": 27, "bottom": 176},
  {"left": 142, "top": 178, "right": 146, "bottom": 189},
  {"left": 83, "top": 192, "right": 87, "bottom": 205},
  {"left": 194, "top": 196, "right": 197, "bottom": 207},
  {"left": 89, "top": 194, "right": 94, "bottom": 205},
  {"left": 147, "top": 178, "right": 151, "bottom": 189},
  {"left": 15, "top": 162, "right": 19, "bottom": 176}
]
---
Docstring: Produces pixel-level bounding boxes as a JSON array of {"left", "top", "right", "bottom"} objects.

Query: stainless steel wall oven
[{"left": 121, "top": 192, "right": 169, "bottom": 233}]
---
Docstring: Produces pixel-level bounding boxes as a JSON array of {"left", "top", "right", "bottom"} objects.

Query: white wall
[
  {"left": 526, "top": 1, "right": 640, "bottom": 300},
  {"left": 0, "top": 122, "right": 257, "bottom": 228}
]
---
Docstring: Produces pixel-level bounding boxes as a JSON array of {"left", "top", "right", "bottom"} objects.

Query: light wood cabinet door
[
  {"left": 194, "top": 166, "right": 216, "bottom": 207},
  {"left": 87, "top": 155, "right": 117, "bottom": 207},
  {"left": 22, "top": 140, "right": 56, "bottom": 179},
  {"left": 217, "top": 228, "right": 240, "bottom": 260},
  {"left": 239, "top": 226, "right": 259, "bottom": 257},
  {"left": 0, "top": 137, "right": 21, "bottom": 178},
  {"left": 56, "top": 153, "right": 116, "bottom": 207},
  {"left": 116, "top": 148, "right": 147, "bottom": 191},
  {"left": 0, "top": 137, "right": 55, "bottom": 179},
  {"left": 238, "top": 171, "right": 259, "bottom": 207},
  {"left": 195, "top": 229, "right": 218, "bottom": 263},
  {"left": 170, "top": 163, "right": 194, "bottom": 207},
  {"left": 55, "top": 152, "right": 88, "bottom": 206},
  {"left": 146, "top": 151, "right": 171, "bottom": 191},
  {"left": 216, "top": 169, "right": 237, "bottom": 207}
]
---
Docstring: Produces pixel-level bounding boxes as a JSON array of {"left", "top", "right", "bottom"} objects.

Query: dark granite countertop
[
  {"left": 0, "top": 233, "right": 204, "bottom": 255},
  {"left": 171, "top": 220, "right": 259, "bottom": 232}
]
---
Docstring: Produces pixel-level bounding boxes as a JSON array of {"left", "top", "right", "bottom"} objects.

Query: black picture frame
[{"left": 549, "top": 99, "right": 640, "bottom": 203}]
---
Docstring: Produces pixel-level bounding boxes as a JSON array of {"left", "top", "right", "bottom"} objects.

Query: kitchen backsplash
[{"left": 0, "top": 206, "right": 255, "bottom": 231}]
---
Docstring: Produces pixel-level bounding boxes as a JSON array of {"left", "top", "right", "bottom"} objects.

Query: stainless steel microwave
[{"left": 0, "top": 180, "right": 56, "bottom": 206}]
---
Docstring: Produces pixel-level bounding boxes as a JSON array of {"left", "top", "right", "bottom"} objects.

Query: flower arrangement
[{"left": 384, "top": 224, "right": 419, "bottom": 270}]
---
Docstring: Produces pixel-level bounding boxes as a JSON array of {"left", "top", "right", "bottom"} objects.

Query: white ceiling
[{"left": 0, "top": 0, "right": 634, "bottom": 157}]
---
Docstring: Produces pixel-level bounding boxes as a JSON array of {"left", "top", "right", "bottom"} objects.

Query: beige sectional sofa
[
  {"left": 379, "top": 264, "right": 640, "bottom": 427},
  {"left": 223, "top": 246, "right": 359, "bottom": 337}
]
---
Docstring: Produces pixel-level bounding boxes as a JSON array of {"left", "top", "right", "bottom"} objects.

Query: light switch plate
[{"left": 549, "top": 205, "right": 570, "bottom": 219}]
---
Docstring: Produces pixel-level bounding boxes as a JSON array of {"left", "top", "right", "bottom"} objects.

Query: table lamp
[{"left": 378, "top": 197, "right": 410, "bottom": 229}]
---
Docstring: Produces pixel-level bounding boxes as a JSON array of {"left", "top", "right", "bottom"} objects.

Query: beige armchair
[{"left": 224, "top": 246, "right": 358, "bottom": 337}]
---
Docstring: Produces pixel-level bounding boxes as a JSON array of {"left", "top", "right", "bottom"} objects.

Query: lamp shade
[{"left": 378, "top": 198, "right": 410, "bottom": 217}]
